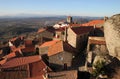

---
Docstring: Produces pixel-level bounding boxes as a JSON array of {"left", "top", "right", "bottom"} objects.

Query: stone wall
[
  {"left": 49, "top": 51, "right": 73, "bottom": 70},
  {"left": 39, "top": 46, "right": 48, "bottom": 55},
  {"left": 67, "top": 28, "right": 77, "bottom": 48},
  {"left": 76, "top": 34, "right": 88, "bottom": 51},
  {"left": 104, "top": 14, "right": 120, "bottom": 58}
]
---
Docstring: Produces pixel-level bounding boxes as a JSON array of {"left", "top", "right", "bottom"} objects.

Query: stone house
[
  {"left": 67, "top": 26, "right": 94, "bottom": 51},
  {"left": 0, "top": 55, "right": 51, "bottom": 79},
  {"left": 48, "top": 41, "right": 77, "bottom": 71},
  {"left": 86, "top": 37, "right": 108, "bottom": 66},
  {"left": 53, "top": 28, "right": 65, "bottom": 40},
  {"left": 38, "top": 40, "right": 60, "bottom": 55},
  {"left": 36, "top": 40, "right": 60, "bottom": 64},
  {"left": 37, "top": 27, "right": 55, "bottom": 41}
]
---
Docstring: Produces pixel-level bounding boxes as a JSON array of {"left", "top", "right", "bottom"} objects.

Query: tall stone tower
[
  {"left": 67, "top": 16, "right": 72, "bottom": 23},
  {"left": 104, "top": 14, "right": 120, "bottom": 59}
]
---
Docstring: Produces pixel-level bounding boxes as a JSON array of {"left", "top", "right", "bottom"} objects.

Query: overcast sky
[{"left": 0, "top": 0, "right": 120, "bottom": 17}]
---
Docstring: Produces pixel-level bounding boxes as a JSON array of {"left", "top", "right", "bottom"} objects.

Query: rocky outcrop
[{"left": 104, "top": 14, "right": 120, "bottom": 58}]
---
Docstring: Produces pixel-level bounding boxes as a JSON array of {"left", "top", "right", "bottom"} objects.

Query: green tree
[{"left": 92, "top": 60, "right": 106, "bottom": 77}]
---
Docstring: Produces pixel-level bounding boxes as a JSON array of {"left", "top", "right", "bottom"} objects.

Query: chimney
[
  {"left": 94, "top": 25, "right": 96, "bottom": 29},
  {"left": 8, "top": 41, "right": 13, "bottom": 47}
]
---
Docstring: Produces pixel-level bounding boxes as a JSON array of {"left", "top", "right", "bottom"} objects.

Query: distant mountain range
[{"left": 0, "top": 14, "right": 103, "bottom": 20}]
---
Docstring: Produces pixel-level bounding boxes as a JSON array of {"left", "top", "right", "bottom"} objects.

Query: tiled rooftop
[
  {"left": 4, "top": 51, "right": 16, "bottom": 59},
  {"left": 48, "top": 41, "right": 76, "bottom": 56},
  {"left": 0, "top": 55, "right": 41, "bottom": 68},
  {"left": 0, "top": 55, "right": 52, "bottom": 79},
  {"left": 40, "top": 40, "right": 60, "bottom": 48},
  {"left": 71, "top": 26, "right": 93, "bottom": 35},
  {"left": 0, "top": 70, "right": 28, "bottom": 79},
  {"left": 30, "top": 60, "right": 52, "bottom": 77},
  {"left": 81, "top": 20, "right": 104, "bottom": 27}
]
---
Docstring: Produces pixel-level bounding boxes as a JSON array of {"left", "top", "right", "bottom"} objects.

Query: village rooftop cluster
[{"left": 0, "top": 15, "right": 118, "bottom": 79}]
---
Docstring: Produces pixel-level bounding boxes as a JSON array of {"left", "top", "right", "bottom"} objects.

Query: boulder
[{"left": 104, "top": 14, "right": 120, "bottom": 58}]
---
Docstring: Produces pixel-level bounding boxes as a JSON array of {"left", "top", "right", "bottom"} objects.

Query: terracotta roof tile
[
  {"left": 71, "top": 26, "right": 94, "bottom": 35},
  {"left": 4, "top": 52, "right": 16, "bottom": 59},
  {"left": 81, "top": 20, "right": 104, "bottom": 27},
  {"left": 48, "top": 70, "right": 78, "bottom": 79},
  {"left": 0, "top": 58, "right": 7, "bottom": 65},
  {"left": 0, "top": 56, "right": 52, "bottom": 79},
  {"left": 48, "top": 41, "right": 76, "bottom": 56},
  {"left": 0, "top": 55, "right": 41, "bottom": 68},
  {"left": 2, "top": 46, "right": 25, "bottom": 60},
  {"left": 48, "top": 41, "right": 63, "bottom": 56},
  {"left": 30, "top": 60, "right": 52, "bottom": 77},
  {"left": 40, "top": 40, "right": 60, "bottom": 48},
  {"left": 0, "top": 70, "right": 28, "bottom": 79}
]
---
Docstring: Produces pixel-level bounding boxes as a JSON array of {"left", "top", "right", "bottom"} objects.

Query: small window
[{"left": 58, "top": 55, "right": 63, "bottom": 61}]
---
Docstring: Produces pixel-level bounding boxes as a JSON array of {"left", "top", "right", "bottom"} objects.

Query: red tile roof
[
  {"left": 0, "top": 55, "right": 41, "bottom": 68},
  {"left": 48, "top": 41, "right": 76, "bottom": 56},
  {"left": 40, "top": 40, "right": 60, "bottom": 48},
  {"left": 81, "top": 20, "right": 104, "bottom": 27},
  {"left": 1, "top": 46, "right": 25, "bottom": 60},
  {"left": 0, "top": 70, "right": 28, "bottom": 79},
  {"left": 48, "top": 41, "right": 63, "bottom": 56},
  {"left": 4, "top": 52, "right": 16, "bottom": 59},
  {"left": 0, "top": 58, "right": 7, "bottom": 65},
  {"left": 30, "top": 60, "right": 52, "bottom": 77},
  {"left": 71, "top": 26, "right": 94, "bottom": 35}
]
